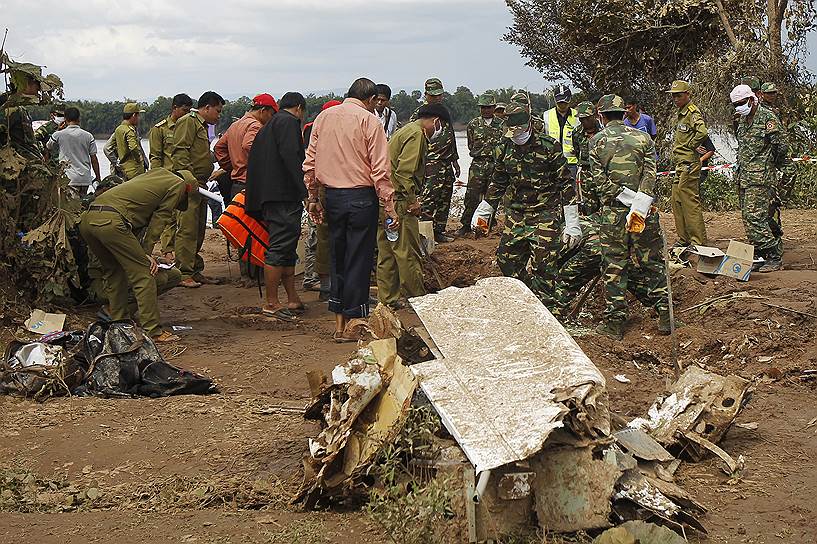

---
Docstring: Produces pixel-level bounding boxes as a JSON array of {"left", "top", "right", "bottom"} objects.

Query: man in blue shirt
[{"left": 624, "top": 97, "right": 657, "bottom": 139}]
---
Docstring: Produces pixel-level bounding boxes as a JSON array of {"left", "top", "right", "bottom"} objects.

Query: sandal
[
  {"left": 180, "top": 278, "right": 202, "bottom": 288},
  {"left": 333, "top": 330, "right": 360, "bottom": 344},
  {"left": 287, "top": 303, "right": 306, "bottom": 314},
  {"left": 152, "top": 331, "right": 181, "bottom": 343},
  {"left": 261, "top": 307, "right": 299, "bottom": 322}
]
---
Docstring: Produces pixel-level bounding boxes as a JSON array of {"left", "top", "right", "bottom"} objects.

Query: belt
[{"left": 88, "top": 205, "right": 119, "bottom": 213}]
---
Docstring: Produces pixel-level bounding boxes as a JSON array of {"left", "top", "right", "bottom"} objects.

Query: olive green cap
[
  {"left": 123, "top": 102, "right": 146, "bottom": 114},
  {"left": 478, "top": 93, "right": 496, "bottom": 107},
  {"left": 741, "top": 76, "right": 761, "bottom": 91},
  {"left": 503, "top": 102, "right": 531, "bottom": 137},
  {"left": 575, "top": 101, "right": 596, "bottom": 118},
  {"left": 761, "top": 82, "right": 778, "bottom": 93},
  {"left": 597, "top": 94, "right": 625, "bottom": 113},
  {"left": 424, "top": 78, "right": 444, "bottom": 96},
  {"left": 666, "top": 80, "right": 692, "bottom": 93},
  {"left": 510, "top": 91, "right": 530, "bottom": 105},
  {"left": 495, "top": 102, "right": 506, "bottom": 111}
]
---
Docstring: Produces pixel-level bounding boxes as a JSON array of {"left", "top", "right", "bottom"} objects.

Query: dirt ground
[{"left": 1, "top": 209, "right": 816, "bottom": 543}]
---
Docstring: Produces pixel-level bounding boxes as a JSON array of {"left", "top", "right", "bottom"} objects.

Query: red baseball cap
[
  {"left": 322, "top": 99, "right": 342, "bottom": 111},
  {"left": 252, "top": 93, "right": 279, "bottom": 111}
]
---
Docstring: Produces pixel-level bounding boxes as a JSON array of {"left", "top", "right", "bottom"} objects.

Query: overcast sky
[
  {"left": 1, "top": 0, "right": 549, "bottom": 101},
  {"left": 2, "top": 0, "right": 816, "bottom": 102}
]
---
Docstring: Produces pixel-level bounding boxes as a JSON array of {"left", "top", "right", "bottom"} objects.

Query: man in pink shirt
[
  {"left": 303, "top": 78, "right": 398, "bottom": 342},
  {"left": 214, "top": 93, "right": 279, "bottom": 199}
]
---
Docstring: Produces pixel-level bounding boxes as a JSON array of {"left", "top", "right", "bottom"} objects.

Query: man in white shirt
[
  {"left": 46, "top": 107, "right": 100, "bottom": 196},
  {"left": 374, "top": 83, "right": 398, "bottom": 139}
]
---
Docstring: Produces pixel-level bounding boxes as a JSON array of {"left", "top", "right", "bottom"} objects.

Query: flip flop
[
  {"left": 333, "top": 331, "right": 359, "bottom": 344},
  {"left": 287, "top": 303, "right": 306, "bottom": 314},
  {"left": 262, "top": 307, "right": 299, "bottom": 322},
  {"left": 152, "top": 331, "right": 181, "bottom": 343}
]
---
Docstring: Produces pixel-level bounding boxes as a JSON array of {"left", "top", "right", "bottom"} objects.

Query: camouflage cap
[
  {"left": 597, "top": 94, "right": 626, "bottom": 113},
  {"left": 761, "top": 82, "right": 778, "bottom": 93},
  {"left": 503, "top": 102, "right": 531, "bottom": 137},
  {"left": 424, "top": 78, "right": 444, "bottom": 96},
  {"left": 510, "top": 91, "right": 530, "bottom": 105},
  {"left": 741, "top": 76, "right": 761, "bottom": 91},
  {"left": 495, "top": 102, "right": 506, "bottom": 111},
  {"left": 666, "top": 80, "right": 692, "bottom": 93},
  {"left": 123, "top": 102, "right": 146, "bottom": 114},
  {"left": 575, "top": 100, "right": 597, "bottom": 118},
  {"left": 478, "top": 93, "right": 497, "bottom": 107}
]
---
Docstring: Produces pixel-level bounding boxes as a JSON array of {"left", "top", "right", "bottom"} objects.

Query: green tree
[{"left": 390, "top": 90, "right": 421, "bottom": 123}]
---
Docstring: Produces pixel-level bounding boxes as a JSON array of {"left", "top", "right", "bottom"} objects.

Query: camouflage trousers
[
  {"left": 497, "top": 207, "right": 561, "bottom": 311},
  {"left": 598, "top": 207, "right": 669, "bottom": 324},
  {"left": 554, "top": 219, "right": 602, "bottom": 316},
  {"left": 739, "top": 185, "right": 783, "bottom": 261},
  {"left": 421, "top": 159, "right": 455, "bottom": 233},
  {"left": 460, "top": 157, "right": 493, "bottom": 227}
]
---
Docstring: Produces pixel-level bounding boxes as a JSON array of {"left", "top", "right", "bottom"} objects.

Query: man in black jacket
[{"left": 245, "top": 92, "right": 308, "bottom": 321}]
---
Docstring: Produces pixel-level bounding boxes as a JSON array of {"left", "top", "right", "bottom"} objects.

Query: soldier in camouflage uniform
[
  {"left": 483, "top": 100, "right": 580, "bottom": 312},
  {"left": 410, "top": 78, "right": 460, "bottom": 243},
  {"left": 554, "top": 101, "right": 604, "bottom": 317},
  {"left": 588, "top": 95, "right": 669, "bottom": 340},
  {"left": 759, "top": 82, "right": 796, "bottom": 245},
  {"left": 34, "top": 104, "right": 65, "bottom": 152},
  {"left": 730, "top": 84, "right": 788, "bottom": 272},
  {"left": 458, "top": 92, "right": 505, "bottom": 236}
]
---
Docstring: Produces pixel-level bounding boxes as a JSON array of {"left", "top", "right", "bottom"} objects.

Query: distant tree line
[{"left": 27, "top": 87, "right": 557, "bottom": 136}]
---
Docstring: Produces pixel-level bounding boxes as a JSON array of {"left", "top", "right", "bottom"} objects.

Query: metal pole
[{"left": 659, "top": 213, "right": 681, "bottom": 377}]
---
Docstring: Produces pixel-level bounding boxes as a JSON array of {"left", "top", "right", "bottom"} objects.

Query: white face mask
[
  {"left": 510, "top": 125, "right": 531, "bottom": 145},
  {"left": 735, "top": 99, "right": 753, "bottom": 117},
  {"left": 54, "top": 116, "right": 65, "bottom": 124},
  {"left": 429, "top": 119, "right": 444, "bottom": 141}
]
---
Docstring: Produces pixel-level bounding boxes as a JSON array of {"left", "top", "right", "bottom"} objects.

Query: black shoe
[
  {"left": 434, "top": 232, "right": 455, "bottom": 243},
  {"left": 454, "top": 226, "right": 471, "bottom": 238},
  {"left": 319, "top": 289, "right": 330, "bottom": 302}
]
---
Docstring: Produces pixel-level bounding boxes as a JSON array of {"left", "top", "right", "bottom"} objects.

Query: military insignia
[
  {"left": 766, "top": 120, "right": 777, "bottom": 130},
  {"left": 678, "top": 124, "right": 690, "bottom": 132}
]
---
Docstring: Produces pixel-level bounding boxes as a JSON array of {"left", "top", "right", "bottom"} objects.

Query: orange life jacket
[{"left": 216, "top": 190, "right": 268, "bottom": 267}]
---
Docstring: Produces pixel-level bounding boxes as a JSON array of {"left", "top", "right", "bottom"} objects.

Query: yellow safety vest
[{"left": 543, "top": 108, "right": 578, "bottom": 164}]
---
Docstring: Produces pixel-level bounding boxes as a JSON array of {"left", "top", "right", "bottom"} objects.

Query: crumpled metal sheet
[{"left": 409, "top": 277, "right": 610, "bottom": 473}]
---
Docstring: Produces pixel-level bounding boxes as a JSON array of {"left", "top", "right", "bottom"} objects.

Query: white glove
[
  {"left": 616, "top": 186, "right": 637, "bottom": 207},
  {"left": 626, "top": 191, "right": 654, "bottom": 225},
  {"left": 562, "top": 204, "right": 583, "bottom": 249},
  {"left": 471, "top": 200, "right": 495, "bottom": 233}
]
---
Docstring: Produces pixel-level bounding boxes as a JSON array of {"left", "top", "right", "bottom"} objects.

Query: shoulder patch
[
  {"left": 154, "top": 119, "right": 168, "bottom": 128},
  {"left": 766, "top": 120, "right": 777, "bottom": 131},
  {"left": 687, "top": 103, "right": 699, "bottom": 113}
]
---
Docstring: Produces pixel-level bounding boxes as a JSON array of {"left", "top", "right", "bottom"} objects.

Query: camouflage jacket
[
  {"left": 466, "top": 116, "right": 504, "bottom": 159},
  {"left": 410, "top": 104, "right": 458, "bottom": 163},
  {"left": 587, "top": 120, "right": 657, "bottom": 205},
  {"left": 485, "top": 118, "right": 574, "bottom": 214},
  {"left": 735, "top": 106, "right": 787, "bottom": 189},
  {"left": 572, "top": 122, "right": 603, "bottom": 214},
  {"left": 1, "top": 105, "right": 41, "bottom": 158}
]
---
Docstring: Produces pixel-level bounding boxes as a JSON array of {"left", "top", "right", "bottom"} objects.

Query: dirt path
[{"left": 1, "top": 210, "right": 816, "bottom": 543}]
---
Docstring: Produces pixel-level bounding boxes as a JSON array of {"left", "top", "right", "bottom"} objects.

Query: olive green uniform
[
  {"left": 669, "top": 102, "right": 708, "bottom": 245},
  {"left": 113, "top": 121, "right": 147, "bottom": 180},
  {"left": 410, "top": 106, "right": 458, "bottom": 234},
  {"left": 171, "top": 111, "right": 214, "bottom": 280},
  {"left": 149, "top": 115, "right": 179, "bottom": 254},
  {"left": 79, "top": 168, "right": 186, "bottom": 336},
  {"left": 377, "top": 120, "right": 428, "bottom": 305}
]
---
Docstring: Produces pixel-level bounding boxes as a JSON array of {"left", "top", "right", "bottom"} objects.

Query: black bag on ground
[
  {"left": 1, "top": 332, "right": 88, "bottom": 399},
  {"left": 82, "top": 320, "right": 215, "bottom": 397}
]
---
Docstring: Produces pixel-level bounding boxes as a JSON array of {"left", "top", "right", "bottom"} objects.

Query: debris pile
[
  {"left": 295, "top": 278, "right": 753, "bottom": 541},
  {"left": 1, "top": 320, "right": 216, "bottom": 399}
]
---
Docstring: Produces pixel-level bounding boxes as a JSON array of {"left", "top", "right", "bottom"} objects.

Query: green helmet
[
  {"left": 741, "top": 76, "right": 761, "bottom": 92},
  {"left": 760, "top": 82, "right": 778, "bottom": 93},
  {"left": 575, "top": 101, "right": 597, "bottom": 118},
  {"left": 597, "top": 94, "right": 626, "bottom": 113},
  {"left": 478, "top": 93, "right": 497, "bottom": 107}
]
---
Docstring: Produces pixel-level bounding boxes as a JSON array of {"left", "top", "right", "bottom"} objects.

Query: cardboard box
[{"left": 690, "top": 241, "right": 754, "bottom": 281}]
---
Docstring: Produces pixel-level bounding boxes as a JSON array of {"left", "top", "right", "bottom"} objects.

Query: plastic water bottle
[{"left": 385, "top": 218, "right": 399, "bottom": 242}]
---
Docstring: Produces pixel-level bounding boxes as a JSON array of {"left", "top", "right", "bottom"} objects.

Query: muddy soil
[{"left": 1, "top": 209, "right": 816, "bottom": 543}]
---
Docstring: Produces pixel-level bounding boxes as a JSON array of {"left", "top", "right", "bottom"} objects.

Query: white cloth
[
  {"left": 616, "top": 186, "right": 637, "bottom": 207},
  {"left": 46, "top": 124, "right": 97, "bottom": 186},
  {"left": 471, "top": 200, "right": 495, "bottom": 232}
]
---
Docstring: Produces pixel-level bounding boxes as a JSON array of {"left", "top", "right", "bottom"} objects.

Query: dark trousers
[{"left": 325, "top": 186, "right": 378, "bottom": 319}]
